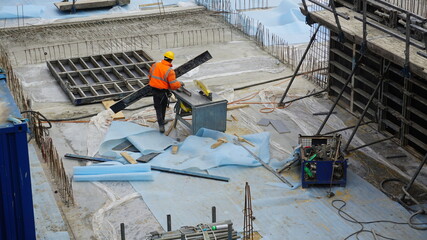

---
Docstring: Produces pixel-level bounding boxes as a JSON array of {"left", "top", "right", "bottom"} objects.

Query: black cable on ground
[
  {"left": 21, "top": 110, "right": 52, "bottom": 142},
  {"left": 46, "top": 113, "right": 98, "bottom": 122},
  {"left": 332, "top": 199, "right": 408, "bottom": 240},
  {"left": 380, "top": 178, "right": 427, "bottom": 230},
  {"left": 21, "top": 110, "right": 52, "bottom": 129},
  {"left": 333, "top": 198, "right": 427, "bottom": 240}
]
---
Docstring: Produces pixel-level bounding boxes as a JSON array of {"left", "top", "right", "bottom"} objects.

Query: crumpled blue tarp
[
  {"left": 97, "top": 121, "right": 272, "bottom": 171},
  {"left": 98, "top": 121, "right": 177, "bottom": 159},
  {"left": 146, "top": 128, "right": 271, "bottom": 170}
]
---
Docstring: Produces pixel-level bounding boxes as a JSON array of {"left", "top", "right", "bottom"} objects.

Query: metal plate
[{"left": 47, "top": 50, "right": 154, "bottom": 105}]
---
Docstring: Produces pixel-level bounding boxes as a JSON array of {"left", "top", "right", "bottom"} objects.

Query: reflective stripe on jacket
[{"left": 148, "top": 60, "right": 181, "bottom": 90}]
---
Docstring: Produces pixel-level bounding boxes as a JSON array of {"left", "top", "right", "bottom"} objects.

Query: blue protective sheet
[
  {"left": 0, "top": 0, "right": 189, "bottom": 19},
  {"left": 73, "top": 162, "right": 154, "bottom": 181},
  {"left": 98, "top": 122, "right": 271, "bottom": 170},
  {"left": 98, "top": 121, "right": 176, "bottom": 159},
  {"left": 244, "top": 0, "right": 311, "bottom": 44},
  {"left": 0, "top": 5, "right": 45, "bottom": 18},
  {"left": 131, "top": 166, "right": 427, "bottom": 240},
  {"left": 0, "top": 0, "right": 311, "bottom": 45},
  {"left": 148, "top": 128, "right": 271, "bottom": 170}
]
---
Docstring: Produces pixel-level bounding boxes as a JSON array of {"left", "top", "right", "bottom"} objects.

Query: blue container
[
  {"left": 0, "top": 73, "right": 36, "bottom": 240},
  {"left": 301, "top": 159, "right": 347, "bottom": 188}
]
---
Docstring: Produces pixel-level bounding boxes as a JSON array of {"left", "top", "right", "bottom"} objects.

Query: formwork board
[
  {"left": 327, "top": 31, "right": 427, "bottom": 157},
  {"left": 47, "top": 50, "right": 154, "bottom": 105}
]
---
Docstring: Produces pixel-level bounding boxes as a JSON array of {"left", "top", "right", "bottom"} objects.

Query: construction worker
[{"left": 148, "top": 51, "right": 183, "bottom": 133}]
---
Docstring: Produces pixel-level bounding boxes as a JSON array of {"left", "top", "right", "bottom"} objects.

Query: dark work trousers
[{"left": 152, "top": 87, "right": 169, "bottom": 127}]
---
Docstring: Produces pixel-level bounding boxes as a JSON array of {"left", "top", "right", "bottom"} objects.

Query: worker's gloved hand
[{"left": 180, "top": 81, "right": 185, "bottom": 87}]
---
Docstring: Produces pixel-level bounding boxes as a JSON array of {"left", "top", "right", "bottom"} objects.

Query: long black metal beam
[
  {"left": 342, "top": 77, "right": 384, "bottom": 152},
  {"left": 316, "top": 0, "right": 368, "bottom": 135},
  {"left": 400, "top": 154, "right": 427, "bottom": 202},
  {"left": 320, "top": 121, "right": 373, "bottom": 135},
  {"left": 64, "top": 153, "right": 229, "bottom": 182},
  {"left": 281, "top": 89, "right": 327, "bottom": 105},
  {"left": 278, "top": 24, "right": 322, "bottom": 106},
  {"left": 316, "top": 54, "right": 365, "bottom": 135},
  {"left": 233, "top": 68, "right": 326, "bottom": 91},
  {"left": 346, "top": 135, "right": 394, "bottom": 152},
  {"left": 417, "top": 51, "right": 427, "bottom": 58},
  {"left": 329, "top": 0, "right": 345, "bottom": 41}
]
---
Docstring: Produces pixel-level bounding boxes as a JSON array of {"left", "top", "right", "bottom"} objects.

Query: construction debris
[
  {"left": 65, "top": 154, "right": 230, "bottom": 182},
  {"left": 233, "top": 139, "right": 294, "bottom": 188},
  {"left": 269, "top": 120, "right": 290, "bottom": 134},
  {"left": 147, "top": 220, "right": 239, "bottom": 240},
  {"left": 211, "top": 138, "right": 228, "bottom": 149}
]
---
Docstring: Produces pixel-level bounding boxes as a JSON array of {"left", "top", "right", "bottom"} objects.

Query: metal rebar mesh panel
[{"left": 47, "top": 50, "right": 154, "bottom": 105}]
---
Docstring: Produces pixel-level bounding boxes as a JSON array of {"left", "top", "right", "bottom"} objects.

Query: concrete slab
[
  {"left": 29, "top": 144, "right": 70, "bottom": 240},
  {"left": 2, "top": 5, "right": 426, "bottom": 240}
]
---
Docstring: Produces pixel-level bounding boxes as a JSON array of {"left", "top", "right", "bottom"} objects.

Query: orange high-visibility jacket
[{"left": 148, "top": 60, "right": 181, "bottom": 90}]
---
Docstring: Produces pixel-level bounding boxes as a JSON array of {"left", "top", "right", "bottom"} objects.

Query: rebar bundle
[
  {"left": 243, "top": 182, "right": 253, "bottom": 240},
  {"left": 147, "top": 221, "right": 239, "bottom": 240}
]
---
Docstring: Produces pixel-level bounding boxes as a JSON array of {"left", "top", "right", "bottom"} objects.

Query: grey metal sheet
[
  {"left": 173, "top": 88, "right": 224, "bottom": 107},
  {"left": 257, "top": 118, "right": 270, "bottom": 126},
  {"left": 270, "top": 119, "right": 290, "bottom": 134},
  {"left": 173, "top": 86, "right": 228, "bottom": 134}
]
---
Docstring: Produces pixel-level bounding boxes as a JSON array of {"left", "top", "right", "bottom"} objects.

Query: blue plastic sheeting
[
  {"left": 131, "top": 166, "right": 427, "bottom": 240},
  {"left": 0, "top": 5, "right": 44, "bottom": 18},
  {"left": 244, "top": 0, "right": 311, "bottom": 44},
  {"left": 98, "top": 121, "right": 176, "bottom": 158},
  {"left": 74, "top": 172, "right": 154, "bottom": 181},
  {"left": 148, "top": 128, "right": 271, "bottom": 170},
  {"left": 73, "top": 162, "right": 154, "bottom": 181},
  {"left": 74, "top": 163, "right": 150, "bottom": 175},
  {"left": 98, "top": 122, "right": 270, "bottom": 170}
]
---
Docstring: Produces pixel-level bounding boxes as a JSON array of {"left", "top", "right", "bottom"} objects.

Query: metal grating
[{"left": 47, "top": 50, "right": 154, "bottom": 105}]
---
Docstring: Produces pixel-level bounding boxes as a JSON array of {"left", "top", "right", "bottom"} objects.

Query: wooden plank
[
  {"left": 227, "top": 104, "right": 249, "bottom": 110},
  {"left": 54, "top": 0, "right": 130, "bottom": 11},
  {"left": 102, "top": 100, "right": 125, "bottom": 119},
  {"left": 139, "top": 3, "right": 162, "bottom": 7},
  {"left": 120, "top": 152, "right": 137, "bottom": 164}
]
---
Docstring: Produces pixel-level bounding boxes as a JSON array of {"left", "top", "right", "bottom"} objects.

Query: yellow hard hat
[{"left": 164, "top": 51, "right": 175, "bottom": 60}]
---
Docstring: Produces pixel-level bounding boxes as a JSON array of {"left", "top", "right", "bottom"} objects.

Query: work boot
[{"left": 159, "top": 125, "right": 165, "bottom": 133}]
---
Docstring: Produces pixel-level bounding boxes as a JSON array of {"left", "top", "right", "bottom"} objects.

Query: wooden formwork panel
[
  {"left": 328, "top": 33, "right": 427, "bottom": 157},
  {"left": 47, "top": 50, "right": 154, "bottom": 105}
]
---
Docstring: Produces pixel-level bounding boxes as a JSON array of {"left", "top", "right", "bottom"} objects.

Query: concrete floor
[{"left": 2, "top": 6, "right": 426, "bottom": 239}]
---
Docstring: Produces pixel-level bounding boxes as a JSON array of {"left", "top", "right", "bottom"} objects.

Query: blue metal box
[
  {"left": 298, "top": 135, "right": 347, "bottom": 188},
  {"left": 0, "top": 74, "right": 36, "bottom": 240}
]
